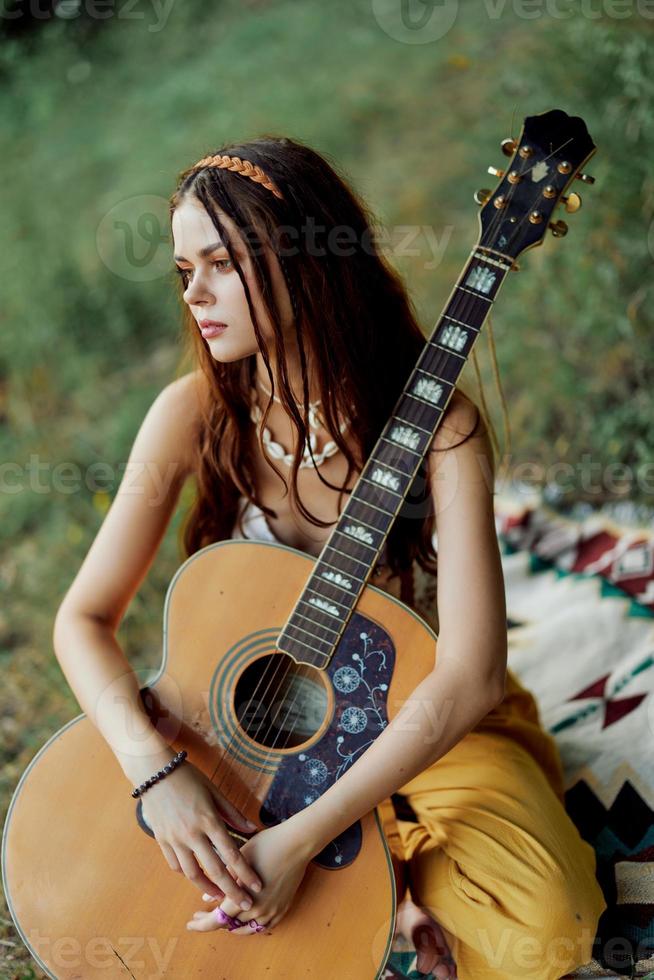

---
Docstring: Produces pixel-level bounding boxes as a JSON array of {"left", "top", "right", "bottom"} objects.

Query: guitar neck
[
  {"left": 275, "top": 104, "right": 598, "bottom": 662},
  {"left": 277, "top": 246, "right": 513, "bottom": 667}
]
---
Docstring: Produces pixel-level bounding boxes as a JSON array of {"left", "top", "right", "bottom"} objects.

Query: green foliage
[{"left": 487, "top": 15, "right": 654, "bottom": 506}]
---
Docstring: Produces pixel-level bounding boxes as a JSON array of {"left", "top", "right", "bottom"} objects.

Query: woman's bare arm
[
  {"left": 274, "top": 390, "right": 508, "bottom": 859},
  {"left": 52, "top": 370, "right": 204, "bottom": 785},
  {"left": 425, "top": 389, "right": 507, "bottom": 687},
  {"left": 53, "top": 371, "right": 265, "bottom": 904}
]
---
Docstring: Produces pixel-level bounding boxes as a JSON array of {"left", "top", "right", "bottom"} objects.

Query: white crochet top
[{"left": 230, "top": 495, "right": 440, "bottom": 636}]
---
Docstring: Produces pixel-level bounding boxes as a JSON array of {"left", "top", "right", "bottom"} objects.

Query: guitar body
[{"left": 3, "top": 539, "right": 439, "bottom": 979}]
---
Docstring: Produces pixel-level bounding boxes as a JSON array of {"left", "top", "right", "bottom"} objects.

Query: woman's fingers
[
  {"left": 190, "top": 837, "right": 258, "bottom": 910},
  {"left": 186, "top": 906, "right": 273, "bottom": 935},
  {"left": 159, "top": 840, "right": 183, "bottom": 874},
  {"left": 221, "top": 915, "right": 273, "bottom": 936},
  {"left": 186, "top": 908, "right": 225, "bottom": 933},
  {"left": 173, "top": 841, "right": 248, "bottom": 908},
  {"left": 205, "top": 829, "right": 263, "bottom": 897},
  {"left": 174, "top": 843, "right": 230, "bottom": 898}
]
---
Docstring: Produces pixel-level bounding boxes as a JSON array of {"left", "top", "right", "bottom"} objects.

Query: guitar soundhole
[{"left": 233, "top": 653, "right": 329, "bottom": 749}]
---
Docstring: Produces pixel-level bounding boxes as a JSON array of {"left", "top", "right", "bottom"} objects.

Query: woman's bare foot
[{"left": 394, "top": 895, "right": 457, "bottom": 978}]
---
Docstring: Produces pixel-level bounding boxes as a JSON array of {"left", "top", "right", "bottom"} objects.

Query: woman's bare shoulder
[
  {"left": 432, "top": 388, "right": 482, "bottom": 452},
  {"left": 52, "top": 369, "right": 211, "bottom": 629},
  {"left": 155, "top": 368, "right": 211, "bottom": 479},
  {"left": 165, "top": 368, "right": 211, "bottom": 411}
]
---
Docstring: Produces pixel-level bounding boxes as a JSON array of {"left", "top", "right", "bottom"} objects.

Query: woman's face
[{"left": 171, "top": 194, "right": 293, "bottom": 363}]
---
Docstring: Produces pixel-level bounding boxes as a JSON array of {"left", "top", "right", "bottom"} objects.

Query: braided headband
[{"left": 190, "top": 153, "right": 284, "bottom": 201}]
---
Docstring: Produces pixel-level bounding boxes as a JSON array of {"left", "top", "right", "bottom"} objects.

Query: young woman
[{"left": 53, "top": 136, "right": 606, "bottom": 978}]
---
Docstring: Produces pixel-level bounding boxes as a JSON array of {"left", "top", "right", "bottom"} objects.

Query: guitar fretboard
[{"left": 276, "top": 247, "right": 513, "bottom": 667}]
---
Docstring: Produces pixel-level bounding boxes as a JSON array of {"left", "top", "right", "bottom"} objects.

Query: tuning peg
[
  {"left": 474, "top": 188, "right": 492, "bottom": 205},
  {"left": 488, "top": 166, "right": 505, "bottom": 178},
  {"left": 549, "top": 219, "right": 568, "bottom": 238},
  {"left": 575, "top": 172, "right": 595, "bottom": 184},
  {"left": 501, "top": 138, "right": 517, "bottom": 157},
  {"left": 561, "top": 192, "right": 582, "bottom": 214}
]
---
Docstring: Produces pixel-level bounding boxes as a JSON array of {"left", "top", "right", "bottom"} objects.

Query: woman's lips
[{"left": 200, "top": 322, "right": 228, "bottom": 338}]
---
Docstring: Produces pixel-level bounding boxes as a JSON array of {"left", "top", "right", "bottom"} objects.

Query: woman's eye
[{"left": 176, "top": 257, "right": 234, "bottom": 285}]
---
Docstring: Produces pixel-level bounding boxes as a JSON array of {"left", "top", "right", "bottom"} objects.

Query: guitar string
[{"left": 205, "top": 146, "right": 557, "bottom": 847}]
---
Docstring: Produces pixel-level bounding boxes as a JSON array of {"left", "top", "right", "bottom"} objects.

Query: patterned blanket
[{"left": 385, "top": 492, "right": 654, "bottom": 979}]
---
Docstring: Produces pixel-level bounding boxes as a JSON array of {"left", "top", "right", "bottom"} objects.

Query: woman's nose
[{"left": 184, "top": 273, "right": 214, "bottom": 304}]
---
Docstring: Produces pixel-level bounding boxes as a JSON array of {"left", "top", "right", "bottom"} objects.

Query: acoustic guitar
[{"left": 2, "top": 109, "right": 596, "bottom": 979}]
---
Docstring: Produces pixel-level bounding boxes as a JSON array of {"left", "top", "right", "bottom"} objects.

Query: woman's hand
[
  {"left": 140, "top": 760, "right": 263, "bottom": 910},
  {"left": 185, "top": 821, "right": 311, "bottom": 936}
]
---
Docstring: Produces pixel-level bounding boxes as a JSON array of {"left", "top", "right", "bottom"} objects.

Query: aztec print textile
[{"left": 386, "top": 492, "right": 654, "bottom": 980}]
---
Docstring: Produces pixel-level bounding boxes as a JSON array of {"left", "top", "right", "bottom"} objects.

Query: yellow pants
[{"left": 377, "top": 669, "right": 608, "bottom": 979}]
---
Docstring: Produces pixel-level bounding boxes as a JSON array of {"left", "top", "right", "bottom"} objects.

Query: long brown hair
[{"left": 169, "top": 134, "right": 491, "bottom": 577}]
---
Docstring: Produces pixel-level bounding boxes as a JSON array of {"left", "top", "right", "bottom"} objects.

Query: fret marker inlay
[
  {"left": 465, "top": 265, "right": 496, "bottom": 294},
  {"left": 371, "top": 467, "right": 401, "bottom": 492},
  {"left": 344, "top": 524, "right": 374, "bottom": 545},
  {"left": 320, "top": 570, "right": 353, "bottom": 590},
  {"left": 389, "top": 424, "right": 421, "bottom": 450},
  {"left": 308, "top": 597, "right": 341, "bottom": 618},
  {"left": 413, "top": 378, "right": 443, "bottom": 405},
  {"left": 440, "top": 324, "right": 468, "bottom": 351}
]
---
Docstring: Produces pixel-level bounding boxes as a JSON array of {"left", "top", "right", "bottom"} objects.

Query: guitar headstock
[{"left": 475, "top": 108, "right": 596, "bottom": 265}]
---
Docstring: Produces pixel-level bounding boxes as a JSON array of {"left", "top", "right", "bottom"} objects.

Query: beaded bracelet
[{"left": 131, "top": 749, "right": 188, "bottom": 799}]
